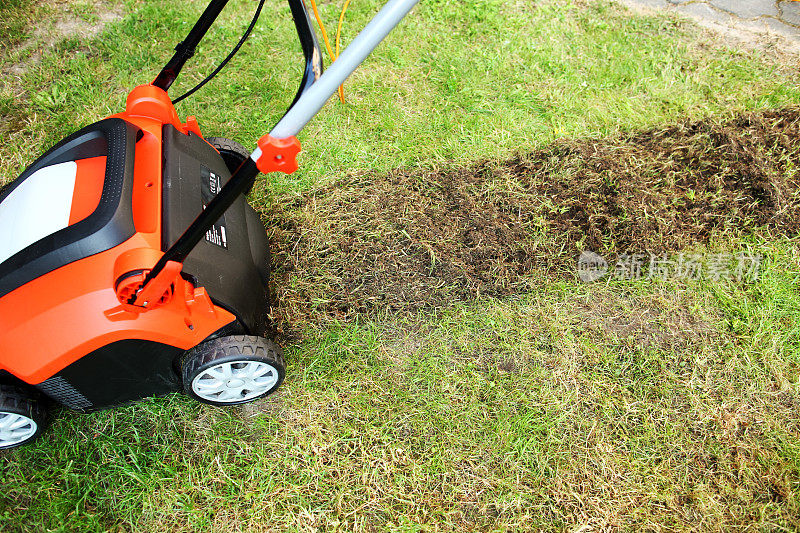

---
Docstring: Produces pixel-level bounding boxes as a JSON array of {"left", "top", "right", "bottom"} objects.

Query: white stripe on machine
[{"left": 0, "top": 162, "right": 78, "bottom": 265}]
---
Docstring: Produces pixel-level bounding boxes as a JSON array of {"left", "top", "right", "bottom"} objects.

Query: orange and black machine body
[
  {"left": 0, "top": 0, "right": 419, "bottom": 431},
  {"left": 0, "top": 87, "right": 274, "bottom": 410}
]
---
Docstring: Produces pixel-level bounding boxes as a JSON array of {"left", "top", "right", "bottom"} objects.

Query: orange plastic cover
[{"left": 0, "top": 85, "right": 237, "bottom": 384}]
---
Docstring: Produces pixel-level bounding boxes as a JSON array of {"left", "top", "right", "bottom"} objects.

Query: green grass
[
  {"left": 1, "top": 0, "right": 800, "bottom": 530},
  {"left": 3, "top": 249, "right": 799, "bottom": 530},
  {"left": 0, "top": 0, "right": 37, "bottom": 46},
  {"left": 1, "top": 0, "right": 799, "bottom": 190}
]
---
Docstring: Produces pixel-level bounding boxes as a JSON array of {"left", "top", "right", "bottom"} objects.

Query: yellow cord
[
  {"left": 308, "top": 0, "right": 350, "bottom": 104},
  {"left": 335, "top": 0, "right": 351, "bottom": 103}
]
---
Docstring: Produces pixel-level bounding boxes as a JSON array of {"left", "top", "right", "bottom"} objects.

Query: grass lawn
[{"left": 1, "top": 0, "right": 799, "bottom": 530}]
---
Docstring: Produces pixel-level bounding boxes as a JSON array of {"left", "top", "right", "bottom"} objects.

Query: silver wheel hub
[
  {"left": 192, "top": 360, "right": 279, "bottom": 403},
  {"left": 0, "top": 411, "right": 37, "bottom": 448}
]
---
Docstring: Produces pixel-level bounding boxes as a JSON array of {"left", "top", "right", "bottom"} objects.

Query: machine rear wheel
[
  {"left": 0, "top": 383, "right": 47, "bottom": 450},
  {"left": 207, "top": 137, "right": 249, "bottom": 174},
  {"left": 182, "top": 335, "right": 285, "bottom": 406},
  {"left": 206, "top": 137, "right": 254, "bottom": 194}
]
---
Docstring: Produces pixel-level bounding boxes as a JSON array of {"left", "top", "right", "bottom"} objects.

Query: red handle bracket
[{"left": 255, "top": 135, "right": 301, "bottom": 174}]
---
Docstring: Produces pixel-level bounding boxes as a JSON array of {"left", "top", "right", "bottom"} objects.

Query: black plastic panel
[
  {"left": 161, "top": 125, "right": 270, "bottom": 334},
  {"left": 36, "top": 339, "right": 183, "bottom": 411}
]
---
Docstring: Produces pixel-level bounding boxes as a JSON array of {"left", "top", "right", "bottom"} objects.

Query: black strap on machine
[
  {"left": 141, "top": 158, "right": 261, "bottom": 291},
  {"left": 286, "top": 0, "right": 323, "bottom": 109}
]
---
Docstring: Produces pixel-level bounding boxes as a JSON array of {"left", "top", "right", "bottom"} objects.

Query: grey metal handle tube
[{"left": 269, "top": 0, "right": 419, "bottom": 139}]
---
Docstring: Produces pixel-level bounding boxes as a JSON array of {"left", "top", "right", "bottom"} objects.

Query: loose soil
[{"left": 266, "top": 108, "right": 800, "bottom": 332}]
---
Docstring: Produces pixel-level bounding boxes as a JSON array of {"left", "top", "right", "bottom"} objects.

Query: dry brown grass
[
  {"left": 266, "top": 107, "right": 800, "bottom": 337},
  {"left": 106, "top": 286, "right": 798, "bottom": 531}
]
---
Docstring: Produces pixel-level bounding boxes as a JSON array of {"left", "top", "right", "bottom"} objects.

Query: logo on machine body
[{"left": 201, "top": 167, "right": 228, "bottom": 249}]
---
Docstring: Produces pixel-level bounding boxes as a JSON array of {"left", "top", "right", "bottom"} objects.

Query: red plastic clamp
[{"left": 254, "top": 135, "right": 301, "bottom": 174}]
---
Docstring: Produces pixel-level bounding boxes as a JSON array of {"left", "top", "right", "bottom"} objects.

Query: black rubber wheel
[
  {"left": 182, "top": 335, "right": 285, "bottom": 406},
  {"left": 207, "top": 137, "right": 250, "bottom": 174},
  {"left": 0, "top": 382, "right": 47, "bottom": 450}
]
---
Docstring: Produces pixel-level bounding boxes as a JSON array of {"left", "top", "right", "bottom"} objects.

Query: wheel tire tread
[
  {"left": 182, "top": 336, "right": 285, "bottom": 406},
  {"left": 0, "top": 383, "right": 47, "bottom": 450},
  {"left": 206, "top": 137, "right": 249, "bottom": 158}
]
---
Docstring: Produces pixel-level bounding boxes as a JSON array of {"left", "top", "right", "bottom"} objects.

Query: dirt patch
[
  {"left": 266, "top": 107, "right": 800, "bottom": 332},
  {"left": 53, "top": 10, "right": 120, "bottom": 38},
  {"left": 4, "top": 2, "right": 122, "bottom": 77}
]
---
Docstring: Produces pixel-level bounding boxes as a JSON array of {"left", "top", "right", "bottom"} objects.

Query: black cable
[{"left": 172, "top": 0, "right": 266, "bottom": 104}]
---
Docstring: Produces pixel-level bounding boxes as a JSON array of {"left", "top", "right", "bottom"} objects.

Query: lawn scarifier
[{"left": 0, "top": 0, "right": 418, "bottom": 450}]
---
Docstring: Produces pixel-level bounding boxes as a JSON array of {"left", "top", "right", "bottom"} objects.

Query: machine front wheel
[
  {"left": 0, "top": 383, "right": 47, "bottom": 450},
  {"left": 182, "top": 335, "right": 285, "bottom": 406}
]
